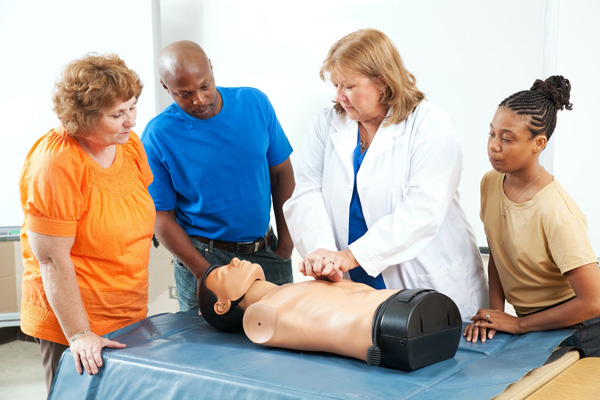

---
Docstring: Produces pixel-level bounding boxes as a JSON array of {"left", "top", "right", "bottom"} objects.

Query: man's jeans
[{"left": 574, "top": 314, "right": 600, "bottom": 357}]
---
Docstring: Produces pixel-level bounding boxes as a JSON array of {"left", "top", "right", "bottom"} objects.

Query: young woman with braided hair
[{"left": 463, "top": 75, "right": 600, "bottom": 356}]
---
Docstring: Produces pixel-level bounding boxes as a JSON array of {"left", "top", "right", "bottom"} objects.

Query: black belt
[{"left": 192, "top": 234, "right": 274, "bottom": 255}]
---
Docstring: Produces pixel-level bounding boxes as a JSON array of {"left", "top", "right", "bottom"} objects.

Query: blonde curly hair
[{"left": 52, "top": 53, "right": 143, "bottom": 136}]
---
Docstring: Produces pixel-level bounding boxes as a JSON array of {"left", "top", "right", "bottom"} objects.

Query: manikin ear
[
  {"left": 533, "top": 135, "right": 548, "bottom": 152},
  {"left": 214, "top": 299, "right": 231, "bottom": 315}
]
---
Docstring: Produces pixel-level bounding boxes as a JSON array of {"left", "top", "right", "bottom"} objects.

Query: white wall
[
  {"left": 554, "top": 0, "right": 600, "bottom": 253},
  {"left": 0, "top": 0, "right": 157, "bottom": 228},
  {"left": 157, "top": 0, "right": 600, "bottom": 254},
  {"left": 2, "top": 0, "right": 598, "bottom": 254}
]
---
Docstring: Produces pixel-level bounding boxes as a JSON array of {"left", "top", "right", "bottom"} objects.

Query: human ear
[
  {"left": 376, "top": 77, "right": 388, "bottom": 91},
  {"left": 214, "top": 300, "right": 231, "bottom": 315},
  {"left": 159, "top": 79, "right": 170, "bottom": 93},
  {"left": 533, "top": 135, "right": 547, "bottom": 152}
]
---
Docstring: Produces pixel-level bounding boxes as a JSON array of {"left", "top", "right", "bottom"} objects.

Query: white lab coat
[{"left": 283, "top": 101, "right": 488, "bottom": 319}]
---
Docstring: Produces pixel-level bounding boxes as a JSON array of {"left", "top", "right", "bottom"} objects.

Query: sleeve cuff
[{"left": 26, "top": 214, "right": 77, "bottom": 237}]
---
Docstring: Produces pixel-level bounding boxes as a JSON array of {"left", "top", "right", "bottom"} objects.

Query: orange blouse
[{"left": 19, "top": 126, "right": 156, "bottom": 345}]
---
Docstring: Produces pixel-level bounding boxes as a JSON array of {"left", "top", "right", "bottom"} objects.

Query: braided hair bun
[
  {"left": 500, "top": 75, "right": 573, "bottom": 140},
  {"left": 530, "top": 75, "right": 573, "bottom": 111}
]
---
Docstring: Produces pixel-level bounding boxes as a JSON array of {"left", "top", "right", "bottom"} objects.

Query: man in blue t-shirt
[{"left": 142, "top": 40, "right": 295, "bottom": 312}]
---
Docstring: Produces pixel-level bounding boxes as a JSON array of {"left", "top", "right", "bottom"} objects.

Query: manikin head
[{"left": 199, "top": 258, "right": 265, "bottom": 332}]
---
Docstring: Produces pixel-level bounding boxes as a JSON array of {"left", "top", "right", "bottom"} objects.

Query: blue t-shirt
[{"left": 141, "top": 87, "right": 292, "bottom": 242}]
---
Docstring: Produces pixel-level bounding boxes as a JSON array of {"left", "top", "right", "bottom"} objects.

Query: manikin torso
[{"left": 241, "top": 279, "right": 397, "bottom": 360}]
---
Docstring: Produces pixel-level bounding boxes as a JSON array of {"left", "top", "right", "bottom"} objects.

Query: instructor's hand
[{"left": 299, "top": 249, "right": 359, "bottom": 282}]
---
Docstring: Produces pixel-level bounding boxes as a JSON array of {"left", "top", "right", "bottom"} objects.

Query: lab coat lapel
[
  {"left": 363, "top": 114, "right": 406, "bottom": 163},
  {"left": 330, "top": 113, "right": 357, "bottom": 180}
]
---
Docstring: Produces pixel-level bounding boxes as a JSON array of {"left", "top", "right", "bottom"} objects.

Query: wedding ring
[{"left": 485, "top": 314, "right": 491, "bottom": 321}]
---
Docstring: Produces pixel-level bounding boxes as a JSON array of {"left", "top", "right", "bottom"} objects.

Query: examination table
[{"left": 48, "top": 310, "right": 580, "bottom": 399}]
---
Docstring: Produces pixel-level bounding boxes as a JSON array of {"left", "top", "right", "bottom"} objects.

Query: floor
[{"left": 0, "top": 337, "right": 47, "bottom": 399}]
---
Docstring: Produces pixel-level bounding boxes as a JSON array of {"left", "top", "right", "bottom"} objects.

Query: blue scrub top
[{"left": 348, "top": 131, "right": 386, "bottom": 289}]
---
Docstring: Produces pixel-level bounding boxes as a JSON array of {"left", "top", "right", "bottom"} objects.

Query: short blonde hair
[
  {"left": 52, "top": 53, "right": 143, "bottom": 136},
  {"left": 320, "top": 28, "right": 425, "bottom": 126}
]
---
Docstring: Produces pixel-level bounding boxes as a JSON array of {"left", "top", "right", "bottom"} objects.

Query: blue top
[
  {"left": 348, "top": 131, "right": 386, "bottom": 289},
  {"left": 141, "top": 87, "right": 292, "bottom": 242}
]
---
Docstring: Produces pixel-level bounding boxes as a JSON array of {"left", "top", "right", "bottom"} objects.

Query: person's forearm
[
  {"left": 28, "top": 231, "right": 90, "bottom": 341},
  {"left": 270, "top": 159, "right": 295, "bottom": 258},
  {"left": 516, "top": 297, "right": 595, "bottom": 334},
  {"left": 487, "top": 254, "right": 505, "bottom": 311},
  {"left": 40, "top": 258, "right": 91, "bottom": 341},
  {"left": 272, "top": 205, "right": 294, "bottom": 257},
  {"left": 154, "top": 210, "right": 210, "bottom": 278}
]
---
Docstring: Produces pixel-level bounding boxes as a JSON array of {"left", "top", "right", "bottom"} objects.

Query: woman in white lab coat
[{"left": 283, "top": 28, "right": 487, "bottom": 318}]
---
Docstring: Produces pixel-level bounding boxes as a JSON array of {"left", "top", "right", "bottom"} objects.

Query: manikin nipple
[{"left": 242, "top": 303, "right": 277, "bottom": 344}]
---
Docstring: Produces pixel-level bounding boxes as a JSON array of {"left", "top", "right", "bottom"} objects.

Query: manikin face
[
  {"left": 161, "top": 57, "right": 220, "bottom": 120},
  {"left": 330, "top": 69, "right": 387, "bottom": 125},
  {"left": 83, "top": 96, "right": 137, "bottom": 147},
  {"left": 206, "top": 258, "right": 265, "bottom": 310},
  {"left": 487, "top": 107, "right": 546, "bottom": 174}
]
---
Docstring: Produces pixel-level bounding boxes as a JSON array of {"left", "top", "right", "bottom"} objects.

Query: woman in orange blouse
[{"left": 19, "top": 53, "right": 156, "bottom": 392}]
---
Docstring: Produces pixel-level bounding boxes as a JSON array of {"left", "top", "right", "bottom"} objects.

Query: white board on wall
[{"left": 0, "top": 0, "right": 157, "bottom": 228}]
